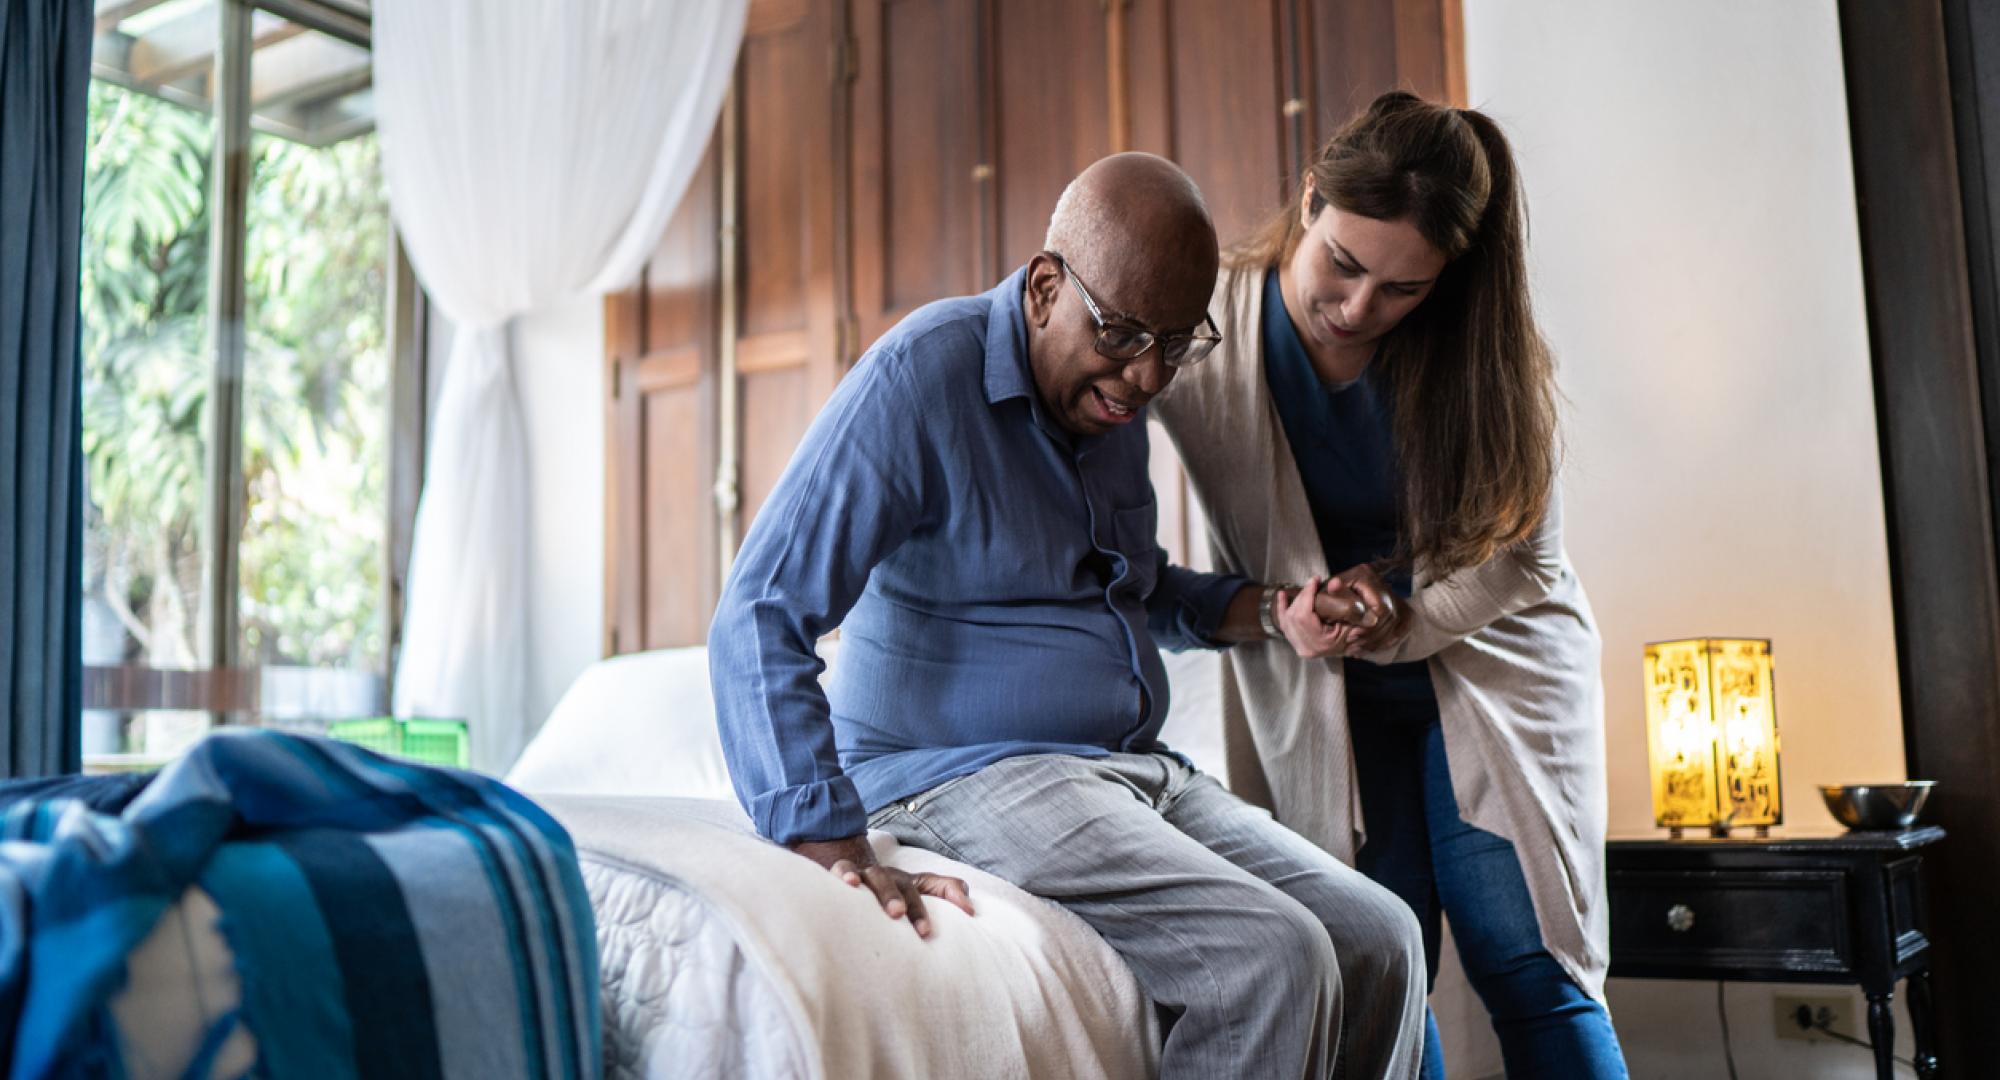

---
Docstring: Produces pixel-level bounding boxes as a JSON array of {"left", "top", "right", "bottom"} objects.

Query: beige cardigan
[{"left": 1151, "top": 266, "right": 1611, "bottom": 1001}]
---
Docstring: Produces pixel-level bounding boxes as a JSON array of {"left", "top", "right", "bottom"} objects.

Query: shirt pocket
[{"left": 1110, "top": 499, "right": 1161, "bottom": 599}]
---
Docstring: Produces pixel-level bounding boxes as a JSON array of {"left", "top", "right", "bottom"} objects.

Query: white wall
[{"left": 1466, "top": 2, "right": 1908, "bottom": 1077}]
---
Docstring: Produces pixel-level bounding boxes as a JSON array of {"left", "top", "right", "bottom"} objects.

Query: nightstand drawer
[{"left": 1609, "top": 868, "right": 1853, "bottom": 978}]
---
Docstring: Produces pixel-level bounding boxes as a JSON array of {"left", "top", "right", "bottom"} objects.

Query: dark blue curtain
[{"left": 0, "top": 0, "right": 91, "bottom": 778}]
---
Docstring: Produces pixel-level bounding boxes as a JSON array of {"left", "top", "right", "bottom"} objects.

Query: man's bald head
[{"left": 1044, "top": 153, "right": 1219, "bottom": 299}]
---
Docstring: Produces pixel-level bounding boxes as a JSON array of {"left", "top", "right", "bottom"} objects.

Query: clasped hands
[{"left": 1273, "top": 563, "right": 1413, "bottom": 660}]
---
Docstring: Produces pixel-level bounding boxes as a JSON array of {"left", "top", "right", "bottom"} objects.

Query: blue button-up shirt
[{"left": 709, "top": 268, "right": 1248, "bottom": 844}]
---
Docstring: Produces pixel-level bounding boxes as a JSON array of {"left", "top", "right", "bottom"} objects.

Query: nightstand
[{"left": 1606, "top": 827, "right": 1944, "bottom": 1080}]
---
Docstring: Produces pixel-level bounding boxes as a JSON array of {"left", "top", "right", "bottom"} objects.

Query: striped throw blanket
[{"left": 0, "top": 729, "right": 599, "bottom": 1079}]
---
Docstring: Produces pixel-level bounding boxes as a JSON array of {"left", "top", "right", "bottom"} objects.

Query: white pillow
[
  {"left": 507, "top": 645, "right": 736, "bottom": 800},
  {"left": 508, "top": 638, "right": 1228, "bottom": 799}
]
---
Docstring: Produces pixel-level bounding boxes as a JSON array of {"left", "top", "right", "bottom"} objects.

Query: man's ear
[{"left": 1024, "top": 253, "right": 1061, "bottom": 328}]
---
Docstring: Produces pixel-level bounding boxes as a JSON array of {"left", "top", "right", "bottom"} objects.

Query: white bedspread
[{"left": 543, "top": 794, "right": 1159, "bottom": 1080}]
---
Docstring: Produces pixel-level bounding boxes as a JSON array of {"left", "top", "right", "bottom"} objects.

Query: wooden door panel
[
  {"left": 737, "top": 366, "right": 811, "bottom": 536},
  {"left": 1162, "top": 0, "right": 1287, "bottom": 246},
  {"left": 1305, "top": 0, "right": 1461, "bottom": 147},
  {"left": 607, "top": 132, "right": 721, "bottom": 654},
  {"left": 849, "top": 0, "right": 986, "bottom": 352},
  {"left": 645, "top": 143, "right": 725, "bottom": 359},
  {"left": 1391, "top": 0, "right": 1454, "bottom": 104},
  {"left": 991, "top": 0, "right": 1111, "bottom": 273},
  {"left": 733, "top": 0, "right": 842, "bottom": 538},
  {"left": 739, "top": 22, "right": 816, "bottom": 340},
  {"left": 1124, "top": 0, "right": 1172, "bottom": 167},
  {"left": 879, "top": 0, "right": 981, "bottom": 307},
  {"left": 640, "top": 354, "right": 709, "bottom": 648},
  {"left": 1306, "top": 0, "right": 1397, "bottom": 147},
  {"left": 1127, "top": 0, "right": 1288, "bottom": 248},
  {"left": 734, "top": 333, "right": 813, "bottom": 536}
]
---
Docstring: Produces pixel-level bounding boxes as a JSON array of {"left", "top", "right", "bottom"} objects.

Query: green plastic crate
[{"left": 325, "top": 717, "right": 470, "bottom": 768}]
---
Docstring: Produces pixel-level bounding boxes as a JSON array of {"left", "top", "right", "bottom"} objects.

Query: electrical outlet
[{"left": 1774, "top": 992, "right": 1860, "bottom": 1042}]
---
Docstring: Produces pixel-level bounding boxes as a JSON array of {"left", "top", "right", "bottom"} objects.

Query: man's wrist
[
  {"left": 789, "top": 834, "right": 875, "bottom": 872},
  {"left": 1257, "top": 583, "right": 1294, "bottom": 639}
]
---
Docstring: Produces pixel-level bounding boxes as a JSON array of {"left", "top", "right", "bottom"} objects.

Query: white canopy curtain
[{"left": 374, "top": 0, "right": 746, "bottom": 771}]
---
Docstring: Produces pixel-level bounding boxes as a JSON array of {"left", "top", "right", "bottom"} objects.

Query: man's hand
[
  {"left": 790, "top": 834, "right": 974, "bottom": 939},
  {"left": 1325, "top": 562, "right": 1413, "bottom": 656}
]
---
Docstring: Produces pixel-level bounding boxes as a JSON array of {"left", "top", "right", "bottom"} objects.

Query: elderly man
[{"left": 709, "top": 153, "right": 1426, "bottom": 1078}]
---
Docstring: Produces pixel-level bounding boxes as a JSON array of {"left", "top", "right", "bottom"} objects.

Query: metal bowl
[{"left": 1819, "top": 781, "right": 1937, "bottom": 830}]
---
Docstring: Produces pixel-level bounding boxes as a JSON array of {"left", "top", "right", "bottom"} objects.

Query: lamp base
[{"left": 1659, "top": 823, "right": 1778, "bottom": 841}]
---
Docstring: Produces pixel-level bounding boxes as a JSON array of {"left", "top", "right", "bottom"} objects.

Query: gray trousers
[{"left": 868, "top": 752, "right": 1427, "bottom": 1080}]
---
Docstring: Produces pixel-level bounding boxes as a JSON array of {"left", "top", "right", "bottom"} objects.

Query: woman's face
[{"left": 1283, "top": 187, "right": 1448, "bottom": 355}]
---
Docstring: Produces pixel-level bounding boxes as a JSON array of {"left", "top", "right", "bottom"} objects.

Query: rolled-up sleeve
[{"left": 707, "top": 353, "right": 932, "bottom": 844}]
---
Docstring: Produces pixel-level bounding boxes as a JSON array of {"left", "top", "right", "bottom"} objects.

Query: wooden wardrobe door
[
  {"left": 1127, "top": 0, "right": 1291, "bottom": 249},
  {"left": 1303, "top": 0, "right": 1465, "bottom": 154},
  {"left": 848, "top": 0, "right": 989, "bottom": 355},
  {"left": 990, "top": 0, "right": 1113, "bottom": 273},
  {"left": 733, "top": 0, "right": 845, "bottom": 536},
  {"left": 606, "top": 140, "right": 723, "bottom": 653}
]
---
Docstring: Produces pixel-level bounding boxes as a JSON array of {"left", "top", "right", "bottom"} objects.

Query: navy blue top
[
  {"left": 709, "top": 268, "right": 1249, "bottom": 844},
  {"left": 1260, "top": 269, "right": 1436, "bottom": 705}
]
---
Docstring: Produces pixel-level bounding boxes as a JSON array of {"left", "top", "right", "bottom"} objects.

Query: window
[{"left": 80, "top": 0, "right": 411, "bottom": 768}]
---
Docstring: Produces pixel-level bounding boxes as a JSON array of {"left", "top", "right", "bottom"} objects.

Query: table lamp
[{"left": 1644, "top": 638, "right": 1782, "bottom": 838}]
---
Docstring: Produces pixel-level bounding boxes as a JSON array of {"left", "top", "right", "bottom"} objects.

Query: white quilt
[{"left": 543, "top": 794, "right": 1158, "bottom": 1080}]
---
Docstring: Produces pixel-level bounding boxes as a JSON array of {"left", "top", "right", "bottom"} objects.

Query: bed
[{"left": 505, "top": 642, "right": 1231, "bottom": 1080}]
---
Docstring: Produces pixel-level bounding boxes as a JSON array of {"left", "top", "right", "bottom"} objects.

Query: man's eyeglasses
[{"left": 1048, "top": 252, "right": 1221, "bottom": 368}]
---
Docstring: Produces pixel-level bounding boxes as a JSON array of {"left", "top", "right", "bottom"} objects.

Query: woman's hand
[
  {"left": 1326, "top": 562, "right": 1413, "bottom": 655},
  {"left": 1276, "top": 576, "right": 1376, "bottom": 658}
]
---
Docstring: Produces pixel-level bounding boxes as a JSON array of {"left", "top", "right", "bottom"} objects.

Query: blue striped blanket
[{"left": 0, "top": 729, "right": 599, "bottom": 1079}]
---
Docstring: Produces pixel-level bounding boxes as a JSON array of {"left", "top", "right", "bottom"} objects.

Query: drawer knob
[{"left": 1666, "top": 904, "right": 1695, "bottom": 933}]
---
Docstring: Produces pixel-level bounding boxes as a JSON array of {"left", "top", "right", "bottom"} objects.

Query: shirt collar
[
  {"left": 986, "top": 264, "right": 1096, "bottom": 452},
  {"left": 983, "top": 266, "right": 1036, "bottom": 406}
]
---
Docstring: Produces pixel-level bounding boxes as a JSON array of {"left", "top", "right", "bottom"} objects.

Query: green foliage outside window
[{"left": 81, "top": 79, "right": 390, "bottom": 673}]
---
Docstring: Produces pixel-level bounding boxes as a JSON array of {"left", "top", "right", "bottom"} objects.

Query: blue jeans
[{"left": 1349, "top": 693, "right": 1628, "bottom": 1079}]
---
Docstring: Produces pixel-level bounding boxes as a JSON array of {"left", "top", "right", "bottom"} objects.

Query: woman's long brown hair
[{"left": 1230, "top": 91, "right": 1559, "bottom": 578}]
